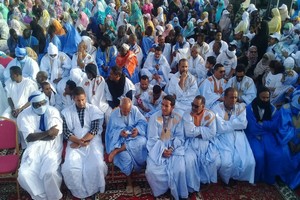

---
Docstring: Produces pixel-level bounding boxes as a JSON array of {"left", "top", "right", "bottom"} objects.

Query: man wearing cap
[
  {"left": 105, "top": 97, "right": 147, "bottom": 196},
  {"left": 4, "top": 46, "right": 39, "bottom": 82},
  {"left": 267, "top": 32, "right": 281, "bottom": 55},
  {"left": 61, "top": 87, "right": 107, "bottom": 199},
  {"left": 82, "top": 63, "right": 109, "bottom": 122},
  {"left": 40, "top": 42, "right": 72, "bottom": 87},
  {"left": 216, "top": 44, "right": 237, "bottom": 80},
  {"left": 17, "top": 90, "right": 63, "bottom": 200},
  {"left": 116, "top": 43, "right": 139, "bottom": 83},
  {"left": 141, "top": 46, "right": 171, "bottom": 88},
  {"left": 271, "top": 57, "right": 298, "bottom": 106}
]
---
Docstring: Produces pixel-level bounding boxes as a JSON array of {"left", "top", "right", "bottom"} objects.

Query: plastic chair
[{"left": 0, "top": 117, "right": 20, "bottom": 199}]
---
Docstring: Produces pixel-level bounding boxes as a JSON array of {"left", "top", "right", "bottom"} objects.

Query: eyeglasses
[{"left": 191, "top": 102, "right": 200, "bottom": 108}]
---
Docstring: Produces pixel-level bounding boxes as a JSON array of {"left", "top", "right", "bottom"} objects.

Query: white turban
[
  {"left": 47, "top": 42, "right": 58, "bottom": 55},
  {"left": 28, "top": 91, "right": 46, "bottom": 103},
  {"left": 283, "top": 57, "right": 295, "bottom": 70},
  {"left": 122, "top": 43, "right": 130, "bottom": 51}
]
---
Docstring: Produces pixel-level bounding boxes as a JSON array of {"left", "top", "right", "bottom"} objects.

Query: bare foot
[{"left": 108, "top": 149, "right": 118, "bottom": 162}]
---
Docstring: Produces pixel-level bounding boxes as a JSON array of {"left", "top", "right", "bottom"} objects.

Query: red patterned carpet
[
  {"left": 1, "top": 150, "right": 299, "bottom": 200},
  {"left": 1, "top": 170, "right": 299, "bottom": 200}
]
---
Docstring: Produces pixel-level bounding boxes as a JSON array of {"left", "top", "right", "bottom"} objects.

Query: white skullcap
[
  {"left": 269, "top": 32, "right": 281, "bottom": 41},
  {"left": 247, "top": 4, "right": 257, "bottom": 13},
  {"left": 122, "top": 43, "right": 130, "bottom": 51},
  {"left": 156, "top": 25, "right": 164, "bottom": 34},
  {"left": 81, "top": 36, "right": 93, "bottom": 52},
  {"left": 47, "top": 42, "right": 58, "bottom": 55},
  {"left": 283, "top": 57, "right": 295, "bottom": 70},
  {"left": 279, "top": 4, "right": 287, "bottom": 10},
  {"left": 188, "top": 38, "right": 195, "bottom": 45},
  {"left": 28, "top": 91, "right": 46, "bottom": 103}
]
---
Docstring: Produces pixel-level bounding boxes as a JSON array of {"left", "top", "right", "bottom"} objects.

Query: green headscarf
[{"left": 128, "top": 2, "right": 145, "bottom": 32}]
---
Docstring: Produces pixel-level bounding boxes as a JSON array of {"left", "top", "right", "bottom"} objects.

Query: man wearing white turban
[
  {"left": 216, "top": 45, "right": 237, "bottom": 80},
  {"left": 40, "top": 42, "right": 72, "bottom": 89},
  {"left": 4, "top": 47, "right": 40, "bottom": 82},
  {"left": 17, "top": 90, "right": 64, "bottom": 200}
]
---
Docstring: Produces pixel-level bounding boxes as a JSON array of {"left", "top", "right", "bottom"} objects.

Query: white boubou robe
[
  {"left": 17, "top": 106, "right": 63, "bottom": 200},
  {"left": 183, "top": 109, "right": 220, "bottom": 192},
  {"left": 211, "top": 102, "right": 255, "bottom": 184},
  {"left": 61, "top": 104, "right": 108, "bottom": 198},
  {"left": 226, "top": 75, "right": 257, "bottom": 105}
]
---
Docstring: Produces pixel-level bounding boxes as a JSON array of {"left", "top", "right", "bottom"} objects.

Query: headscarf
[
  {"left": 51, "top": 19, "right": 65, "bottom": 35},
  {"left": 162, "top": 24, "right": 173, "bottom": 38},
  {"left": 247, "top": 46, "right": 258, "bottom": 65},
  {"left": 61, "top": 22, "right": 81, "bottom": 55},
  {"left": 9, "top": 19, "right": 26, "bottom": 35},
  {"left": 54, "top": 0, "right": 63, "bottom": 18},
  {"left": 76, "top": 11, "right": 89, "bottom": 31},
  {"left": 26, "top": 47, "right": 38, "bottom": 61},
  {"left": 253, "top": 52, "right": 275, "bottom": 79},
  {"left": 182, "top": 21, "right": 195, "bottom": 38},
  {"left": 219, "top": 9, "right": 231, "bottom": 32},
  {"left": 94, "top": 0, "right": 107, "bottom": 24},
  {"left": 215, "top": 0, "right": 225, "bottom": 23},
  {"left": 128, "top": 2, "right": 145, "bottom": 32},
  {"left": 28, "top": 91, "right": 48, "bottom": 124},
  {"left": 38, "top": 9, "right": 50, "bottom": 30},
  {"left": 279, "top": 4, "right": 290, "bottom": 22},
  {"left": 81, "top": 36, "right": 93, "bottom": 53},
  {"left": 234, "top": 11, "right": 249, "bottom": 34},
  {"left": 156, "top": 7, "right": 164, "bottom": 25},
  {"left": 251, "top": 86, "right": 273, "bottom": 121},
  {"left": 171, "top": 17, "right": 182, "bottom": 30},
  {"left": 0, "top": 3, "right": 9, "bottom": 21},
  {"left": 0, "top": 14, "right": 9, "bottom": 40},
  {"left": 116, "top": 11, "right": 128, "bottom": 29},
  {"left": 268, "top": 8, "right": 281, "bottom": 34}
]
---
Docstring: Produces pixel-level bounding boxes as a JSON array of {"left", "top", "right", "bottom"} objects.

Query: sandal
[
  {"left": 126, "top": 185, "right": 134, "bottom": 196},
  {"left": 133, "top": 185, "right": 142, "bottom": 196}
]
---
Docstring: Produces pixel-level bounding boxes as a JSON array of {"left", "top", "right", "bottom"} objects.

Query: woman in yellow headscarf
[{"left": 268, "top": 8, "right": 281, "bottom": 34}]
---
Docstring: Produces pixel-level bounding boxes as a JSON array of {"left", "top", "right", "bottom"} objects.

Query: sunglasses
[
  {"left": 32, "top": 100, "right": 47, "bottom": 109},
  {"left": 191, "top": 102, "right": 200, "bottom": 108}
]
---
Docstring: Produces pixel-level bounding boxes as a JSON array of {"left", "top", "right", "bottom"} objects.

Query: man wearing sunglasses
[{"left": 184, "top": 95, "right": 220, "bottom": 194}]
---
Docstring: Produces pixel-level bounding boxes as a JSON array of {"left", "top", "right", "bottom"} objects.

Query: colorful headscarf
[{"left": 129, "top": 2, "right": 145, "bottom": 32}]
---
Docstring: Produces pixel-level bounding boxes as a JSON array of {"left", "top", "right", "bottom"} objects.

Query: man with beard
[
  {"left": 167, "top": 58, "right": 198, "bottom": 116},
  {"left": 96, "top": 34, "right": 117, "bottom": 79},
  {"left": 245, "top": 86, "right": 297, "bottom": 185},
  {"left": 105, "top": 66, "right": 135, "bottom": 110},
  {"left": 225, "top": 64, "right": 256, "bottom": 105},
  {"left": 82, "top": 63, "right": 109, "bottom": 122}
]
